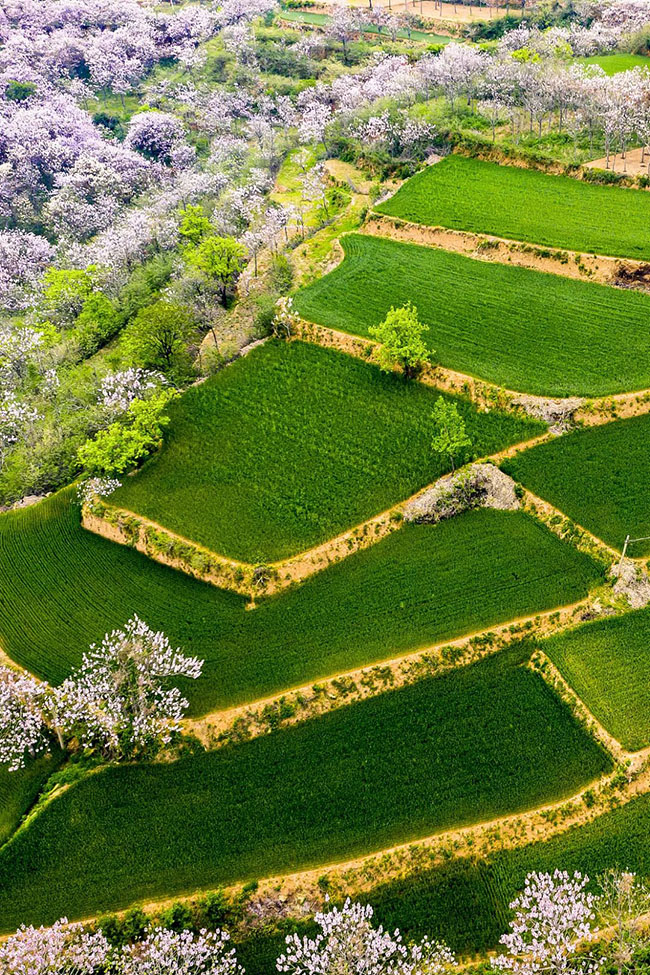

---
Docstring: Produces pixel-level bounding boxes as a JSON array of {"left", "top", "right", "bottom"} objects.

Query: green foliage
[
  {"left": 269, "top": 253, "right": 294, "bottom": 294},
  {"left": 122, "top": 300, "right": 193, "bottom": 378},
  {"left": 178, "top": 204, "right": 212, "bottom": 246},
  {"left": 74, "top": 293, "right": 119, "bottom": 357},
  {"left": 0, "top": 646, "right": 609, "bottom": 930},
  {"left": 0, "top": 493, "right": 602, "bottom": 716},
  {"left": 293, "top": 234, "right": 650, "bottom": 397},
  {"left": 5, "top": 79, "right": 37, "bottom": 102},
  {"left": 77, "top": 392, "right": 175, "bottom": 477},
  {"left": 369, "top": 302, "right": 431, "bottom": 379},
  {"left": 431, "top": 398, "right": 472, "bottom": 472},
  {"left": 502, "top": 414, "right": 650, "bottom": 556},
  {"left": 543, "top": 608, "right": 650, "bottom": 751},
  {"left": 112, "top": 340, "right": 540, "bottom": 561},
  {"left": 116, "top": 255, "right": 174, "bottom": 325},
  {"left": 40, "top": 268, "right": 96, "bottom": 326},
  {"left": 185, "top": 235, "right": 246, "bottom": 303},
  {"left": 376, "top": 156, "right": 650, "bottom": 261}
]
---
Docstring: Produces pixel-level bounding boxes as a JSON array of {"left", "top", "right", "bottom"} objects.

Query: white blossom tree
[
  {"left": 0, "top": 919, "right": 111, "bottom": 975},
  {"left": 118, "top": 928, "right": 244, "bottom": 975},
  {"left": 0, "top": 667, "right": 51, "bottom": 771}
]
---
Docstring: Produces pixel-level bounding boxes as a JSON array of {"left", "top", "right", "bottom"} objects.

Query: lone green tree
[
  {"left": 369, "top": 302, "right": 431, "bottom": 379},
  {"left": 186, "top": 235, "right": 246, "bottom": 305},
  {"left": 178, "top": 204, "right": 212, "bottom": 246},
  {"left": 431, "top": 397, "right": 472, "bottom": 473},
  {"left": 123, "top": 301, "right": 192, "bottom": 378}
]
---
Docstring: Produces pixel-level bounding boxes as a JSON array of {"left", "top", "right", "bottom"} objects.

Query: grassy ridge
[
  {"left": 502, "top": 415, "right": 650, "bottom": 556},
  {"left": 112, "top": 341, "right": 540, "bottom": 562},
  {"left": 0, "top": 647, "right": 610, "bottom": 931},
  {"left": 376, "top": 155, "right": 650, "bottom": 260},
  {"left": 293, "top": 235, "right": 650, "bottom": 397},
  {"left": 543, "top": 609, "right": 650, "bottom": 751},
  {"left": 0, "top": 754, "right": 62, "bottom": 847},
  {"left": 0, "top": 493, "right": 603, "bottom": 716}
]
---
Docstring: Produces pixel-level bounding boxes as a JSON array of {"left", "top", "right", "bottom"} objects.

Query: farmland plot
[
  {"left": 0, "top": 647, "right": 610, "bottom": 931},
  {"left": 0, "top": 494, "right": 602, "bottom": 715},
  {"left": 376, "top": 155, "right": 650, "bottom": 260},
  {"left": 502, "top": 414, "right": 650, "bottom": 556},
  {"left": 543, "top": 609, "right": 650, "bottom": 751},
  {"left": 112, "top": 340, "right": 540, "bottom": 562},
  {"left": 293, "top": 235, "right": 650, "bottom": 397}
]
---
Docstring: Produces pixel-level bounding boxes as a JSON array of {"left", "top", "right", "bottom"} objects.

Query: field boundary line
[
  {"left": 363, "top": 212, "right": 645, "bottom": 290},
  {"left": 81, "top": 430, "right": 550, "bottom": 599},
  {"left": 184, "top": 596, "right": 599, "bottom": 748}
]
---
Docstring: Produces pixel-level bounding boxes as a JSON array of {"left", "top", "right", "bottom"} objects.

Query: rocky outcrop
[
  {"left": 611, "top": 558, "right": 650, "bottom": 609},
  {"left": 404, "top": 463, "right": 519, "bottom": 524},
  {"left": 512, "top": 396, "right": 583, "bottom": 435}
]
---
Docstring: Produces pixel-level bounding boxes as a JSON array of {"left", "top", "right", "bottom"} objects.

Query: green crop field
[
  {"left": 577, "top": 53, "right": 650, "bottom": 75},
  {"left": 0, "top": 646, "right": 610, "bottom": 931},
  {"left": 0, "top": 754, "right": 62, "bottom": 847},
  {"left": 0, "top": 492, "right": 602, "bottom": 716},
  {"left": 293, "top": 235, "right": 650, "bottom": 397},
  {"left": 542, "top": 609, "right": 650, "bottom": 751},
  {"left": 502, "top": 415, "right": 650, "bottom": 556},
  {"left": 375, "top": 155, "right": 650, "bottom": 260},
  {"left": 112, "top": 340, "right": 540, "bottom": 562}
]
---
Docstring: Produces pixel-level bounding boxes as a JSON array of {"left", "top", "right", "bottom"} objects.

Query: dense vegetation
[
  {"left": 502, "top": 415, "right": 650, "bottom": 556},
  {"left": 112, "top": 340, "right": 541, "bottom": 561},
  {"left": 376, "top": 157, "right": 650, "bottom": 260},
  {"left": 293, "top": 235, "right": 650, "bottom": 397},
  {"left": 0, "top": 493, "right": 603, "bottom": 715},
  {"left": 0, "top": 646, "right": 610, "bottom": 931},
  {"left": 543, "top": 609, "right": 650, "bottom": 751}
]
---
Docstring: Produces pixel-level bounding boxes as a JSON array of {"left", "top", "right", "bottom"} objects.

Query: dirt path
[
  {"left": 586, "top": 146, "right": 650, "bottom": 179},
  {"left": 364, "top": 213, "right": 624, "bottom": 288}
]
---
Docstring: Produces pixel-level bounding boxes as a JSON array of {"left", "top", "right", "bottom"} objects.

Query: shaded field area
[
  {"left": 0, "top": 754, "right": 61, "bottom": 847},
  {"left": 502, "top": 415, "right": 650, "bottom": 556},
  {"left": 293, "top": 235, "right": 650, "bottom": 397},
  {"left": 0, "top": 493, "right": 603, "bottom": 716},
  {"left": 543, "top": 609, "right": 650, "bottom": 751},
  {"left": 376, "top": 155, "right": 650, "bottom": 260},
  {"left": 112, "top": 341, "right": 540, "bottom": 562},
  {"left": 0, "top": 646, "right": 610, "bottom": 931}
]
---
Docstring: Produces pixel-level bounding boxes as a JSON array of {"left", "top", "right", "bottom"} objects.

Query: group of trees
[
  {"left": 2, "top": 870, "right": 649, "bottom": 975},
  {"left": 0, "top": 616, "right": 203, "bottom": 770}
]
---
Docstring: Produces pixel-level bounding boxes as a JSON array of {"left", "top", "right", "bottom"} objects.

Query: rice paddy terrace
[{"left": 3, "top": 155, "right": 650, "bottom": 967}]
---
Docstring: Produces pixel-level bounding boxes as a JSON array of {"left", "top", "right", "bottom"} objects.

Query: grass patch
[
  {"left": 294, "top": 234, "right": 650, "bottom": 397},
  {"left": 375, "top": 155, "right": 650, "bottom": 260},
  {"left": 543, "top": 608, "right": 650, "bottom": 751},
  {"left": 0, "top": 753, "right": 62, "bottom": 847},
  {"left": 0, "top": 646, "right": 610, "bottom": 931},
  {"left": 112, "top": 340, "right": 541, "bottom": 561},
  {"left": 502, "top": 414, "right": 650, "bottom": 555},
  {"left": 577, "top": 53, "right": 650, "bottom": 75},
  {"left": 0, "top": 492, "right": 603, "bottom": 716}
]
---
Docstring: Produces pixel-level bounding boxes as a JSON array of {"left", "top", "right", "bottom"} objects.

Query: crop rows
[
  {"left": 0, "top": 646, "right": 610, "bottom": 932},
  {"left": 0, "top": 491, "right": 604, "bottom": 717},
  {"left": 376, "top": 156, "right": 650, "bottom": 261},
  {"left": 502, "top": 414, "right": 650, "bottom": 557},
  {"left": 293, "top": 235, "right": 650, "bottom": 398},
  {"left": 112, "top": 340, "right": 540, "bottom": 562}
]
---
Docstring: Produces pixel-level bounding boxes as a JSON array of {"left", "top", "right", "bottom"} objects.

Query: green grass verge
[
  {"left": 0, "top": 754, "right": 62, "bottom": 847},
  {"left": 277, "top": 8, "right": 446, "bottom": 42},
  {"left": 0, "top": 645, "right": 610, "bottom": 931},
  {"left": 542, "top": 608, "right": 650, "bottom": 751},
  {"left": 502, "top": 414, "right": 650, "bottom": 556},
  {"left": 293, "top": 234, "right": 650, "bottom": 397},
  {"left": 0, "top": 492, "right": 603, "bottom": 716},
  {"left": 112, "top": 340, "right": 541, "bottom": 561},
  {"left": 577, "top": 53, "right": 650, "bottom": 75},
  {"left": 375, "top": 155, "right": 650, "bottom": 261}
]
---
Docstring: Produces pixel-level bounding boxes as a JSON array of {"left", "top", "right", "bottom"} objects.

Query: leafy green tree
[
  {"left": 431, "top": 397, "right": 472, "bottom": 473},
  {"left": 74, "top": 293, "right": 119, "bottom": 356},
  {"left": 369, "top": 302, "right": 431, "bottom": 379},
  {"left": 178, "top": 204, "right": 212, "bottom": 246},
  {"left": 186, "top": 235, "right": 246, "bottom": 304},
  {"left": 77, "top": 391, "right": 175, "bottom": 477},
  {"left": 40, "top": 268, "right": 98, "bottom": 326},
  {"left": 123, "top": 301, "right": 193, "bottom": 378}
]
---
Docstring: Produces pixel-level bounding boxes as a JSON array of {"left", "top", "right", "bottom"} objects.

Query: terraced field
[
  {"left": 0, "top": 491, "right": 603, "bottom": 716},
  {"left": 112, "top": 340, "right": 540, "bottom": 561},
  {"left": 376, "top": 156, "right": 650, "bottom": 260},
  {"left": 543, "top": 609, "right": 650, "bottom": 751},
  {"left": 502, "top": 414, "right": 650, "bottom": 556},
  {"left": 0, "top": 754, "right": 62, "bottom": 846},
  {"left": 293, "top": 235, "right": 650, "bottom": 396},
  {"left": 0, "top": 646, "right": 610, "bottom": 931}
]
